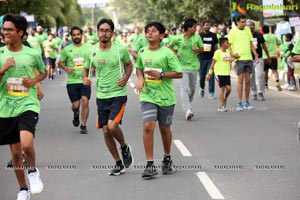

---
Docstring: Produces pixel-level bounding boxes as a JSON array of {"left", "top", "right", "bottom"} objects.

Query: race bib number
[
  {"left": 73, "top": 58, "right": 84, "bottom": 69},
  {"left": 7, "top": 77, "right": 29, "bottom": 97},
  {"left": 203, "top": 44, "right": 212, "bottom": 52},
  {"left": 144, "top": 67, "right": 162, "bottom": 83},
  {"left": 223, "top": 54, "right": 231, "bottom": 64}
]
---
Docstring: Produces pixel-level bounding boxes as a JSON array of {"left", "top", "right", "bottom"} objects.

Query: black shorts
[
  {"left": 0, "top": 111, "right": 39, "bottom": 145},
  {"left": 67, "top": 84, "right": 91, "bottom": 103},
  {"left": 216, "top": 75, "right": 231, "bottom": 88},
  {"left": 96, "top": 96, "right": 127, "bottom": 128},
  {"left": 47, "top": 57, "right": 56, "bottom": 69},
  {"left": 264, "top": 58, "right": 278, "bottom": 70}
]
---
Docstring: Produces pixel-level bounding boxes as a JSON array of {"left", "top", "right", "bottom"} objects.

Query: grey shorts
[
  {"left": 236, "top": 60, "right": 253, "bottom": 75},
  {"left": 141, "top": 102, "right": 174, "bottom": 126}
]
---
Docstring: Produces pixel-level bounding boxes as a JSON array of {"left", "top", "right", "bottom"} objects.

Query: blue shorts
[
  {"left": 67, "top": 83, "right": 91, "bottom": 103},
  {"left": 96, "top": 96, "right": 127, "bottom": 128}
]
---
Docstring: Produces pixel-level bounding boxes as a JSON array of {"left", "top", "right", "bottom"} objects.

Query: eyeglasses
[
  {"left": 98, "top": 29, "right": 112, "bottom": 34},
  {"left": 1, "top": 27, "right": 19, "bottom": 33}
]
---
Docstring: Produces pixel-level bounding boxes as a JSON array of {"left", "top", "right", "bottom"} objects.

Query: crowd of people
[{"left": 0, "top": 13, "right": 300, "bottom": 200}]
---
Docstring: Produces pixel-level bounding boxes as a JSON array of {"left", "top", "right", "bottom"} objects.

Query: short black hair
[
  {"left": 144, "top": 22, "right": 166, "bottom": 34},
  {"left": 183, "top": 18, "right": 197, "bottom": 32},
  {"left": 97, "top": 18, "right": 114, "bottom": 32},
  {"left": 202, "top": 20, "right": 210, "bottom": 26},
  {"left": 3, "top": 14, "right": 28, "bottom": 38},
  {"left": 234, "top": 14, "right": 246, "bottom": 26},
  {"left": 285, "top": 33, "right": 293, "bottom": 41},
  {"left": 219, "top": 37, "right": 228, "bottom": 46},
  {"left": 262, "top": 25, "right": 269, "bottom": 34},
  {"left": 70, "top": 26, "right": 83, "bottom": 35}
]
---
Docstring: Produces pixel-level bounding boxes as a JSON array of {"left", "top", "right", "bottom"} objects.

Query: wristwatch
[{"left": 160, "top": 72, "right": 165, "bottom": 79}]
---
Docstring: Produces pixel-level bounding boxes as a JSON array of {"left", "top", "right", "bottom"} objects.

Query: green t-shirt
[
  {"left": 228, "top": 26, "right": 253, "bottom": 60},
  {"left": 37, "top": 32, "right": 48, "bottom": 43},
  {"left": 85, "top": 33, "right": 98, "bottom": 44},
  {"left": 60, "top": 43, "right": 92, "bottom": 84},
  {"left": 262, "top": 33, "right": 280, "bottom": 58},
  {"left": 212, "top": 49, "right": 231, "bottom": 76},
  {"left": 170, "top": 34, "right": 203, "bottom": 70},
  {"left": 135, "top": 46, "right": 182, "bottom": 106},
  {"left": 292, "top": 37, "right": 300, "bottom": 55},
  {"left": 84, "top": 42, "right": 131, "bottom": 99},
  {"left": 43, "top": 40, "right": 58, "bottom": 58},
  {"left": 27, "top": 35, "right": 43, "bottom": 53},
  {"left": 132, "top": 35, "right": 148, "bottom": 52},
  {"left": 0, "top": 45, "right": 46, "bottom": 117}
]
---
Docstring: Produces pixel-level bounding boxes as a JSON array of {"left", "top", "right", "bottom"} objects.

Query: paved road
[{"left": 1, "top": 71, "right": 300, "bottom": 200}]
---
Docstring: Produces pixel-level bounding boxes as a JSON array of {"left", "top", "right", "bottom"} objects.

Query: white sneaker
[
  {"left": 17, "top": 190, "right": 30, "bottom": 200},
  {"left": 27, "top": 168, "right": 43, "bottom": 194},
  {"left": 185, "top": 109, "right": 194, "bottom": 120},
  {"left": 288, "top": 85, "right": 297, "bottom": 91},
  {"left": 281, "top": 83, "right": 289, "bottom": 89}
]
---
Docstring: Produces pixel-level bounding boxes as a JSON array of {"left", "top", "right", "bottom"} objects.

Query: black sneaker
[
  {"left": 121, "top": 144, "right": 133, "bottom": 168},
  {"left": 7, "top": 153, "right": 27, "bottom": 168},
  {"left": 142, "top": 165, "right": 158, "bottom": 179},
  {"left": 80, "top": 125, "right": 88, "bottom": 134},
  {"left": 109, "top": 164, "right": 125, "bottom": 176},
  {"left": 72, "top": 113, "right": 80, "bottom": 127},
  {"left": 162, "top": 158, "right": 177, "bottom": 175}
]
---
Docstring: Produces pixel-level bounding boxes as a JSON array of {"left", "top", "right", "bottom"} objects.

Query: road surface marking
[
  {"left": 196, "top": 172, "right": 225, "bottom": 199},
  {"left": 173, "top": 139, "right": 192, "bottom": 156}
]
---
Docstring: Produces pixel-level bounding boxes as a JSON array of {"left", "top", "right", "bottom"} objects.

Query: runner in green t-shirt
[
  {"left": 228, "top": 14, "right": 258, "bottom": 111},
  {"left": 0, "top": 14, "right": 47, "bottom": 199},
  {"left": 43, "top": 33, "right": 59, "bottom": 79},
  {"left": 59, "top": 26, "right": 92, "bottom": 134},
  {"left": 206, "top": 37, "right": 233, "bottom": 112},
  {"left": 292, "top": 35, "right": 300, "bottom": 62},
  {"left": 169, "top": 18, "right": 204, "bottom": 120},
  {"left": 262, "top": 25, "right": 282, "bottom": 91},
  {"left": 83, "top": 18, "right": 133, "bottom": 176},
  {"left": 85, "top": 27, "right": 98, "bottom": 45},
  {"left": 135, "top": 21, "right": 182, "bottom": 179},
  {"left": 27, "top": 27, "right": 43, "bottom": 53}
]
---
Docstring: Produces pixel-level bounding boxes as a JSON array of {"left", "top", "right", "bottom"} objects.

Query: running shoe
[
  {"left": 142, "top": 165, "right": 158, "bottom": 179},
  {"left": 7, "top": 153, "right": 26, "bottom": 168},
  {"left": 244, "top": 101, "right": 254, "bottom": 110},
  {"left": 281, "top": 83, "right": 289, "bottom": 89},
  {"left": 217, "top": 106, "right": 227, "bottom": 112},
  {"left": 27, "top": 168, "right": 43, "bottom": 194},
  {"left": 257, "top": 93, "right": 265, "bottom": 101},
  {"left": 185, "top": 109, "right": 194, "bottom": 120},
  {"left": 199, "top": 89, "right": 204, "bottom": 97},
  {"left": 121, "top": 144, "right": 133, "bottom": 168},
  {"left": 109, "top": 164, "right": 125, "bottom": 176},
  {"left": 17, "top": 190, "right": 30, "bottom": 200},
  {"left": 252, "top": 94, "right": 257, "bottom": 100},
  {"left": 162, "top": 157, "right": 177, "bottom": 175},
  {"left": 80, "top": 125, "right": 88, "bottom": 134},
  {"left": 236, "top": 103, "right": 244, "bottom": 111},
  {"left": 208, "top": 93, "right": 216, "bottom": 100},
  {"left": 276, "top": 84, "right": 282, "bottom": 91},
  {"left": 72, "top": 113, "right": 80, "bottom": 127}
]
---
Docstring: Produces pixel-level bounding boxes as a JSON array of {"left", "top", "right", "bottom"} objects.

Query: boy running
[
  {"left": 135, "top": 22, "right": 183, "bottom": 179},
  {"left": 206, "top": 37, "right": 233, "bottom": 112}
]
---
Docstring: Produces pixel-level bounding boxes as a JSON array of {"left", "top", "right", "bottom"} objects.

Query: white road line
[
  {"left": 196, "top": 172, "right": 225, "bottom": 200},
  {"left": 173, "top": 139, "right": 192, "bottom": 156}
]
